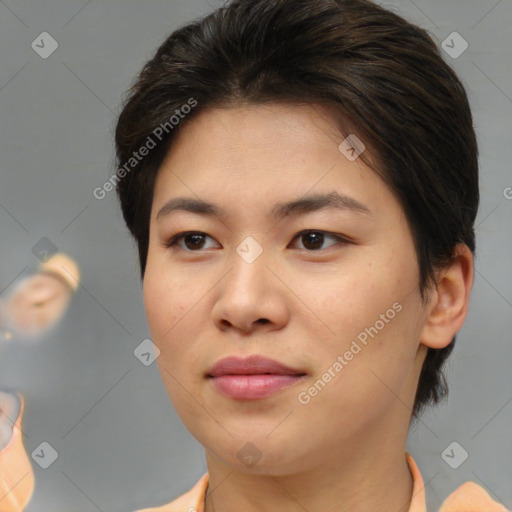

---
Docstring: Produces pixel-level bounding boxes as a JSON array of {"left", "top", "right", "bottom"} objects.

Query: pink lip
[{"left": 207, "top": 355, "right": 306, "bottom": 400}]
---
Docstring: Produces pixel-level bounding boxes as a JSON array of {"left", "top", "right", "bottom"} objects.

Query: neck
[{"left": 203, "top": 436, "right": 414, "bottom": 512}]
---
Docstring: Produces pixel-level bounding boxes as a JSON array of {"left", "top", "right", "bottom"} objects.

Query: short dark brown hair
[{"left": 114, "top": 0, "right": 479, "bottom": 420}]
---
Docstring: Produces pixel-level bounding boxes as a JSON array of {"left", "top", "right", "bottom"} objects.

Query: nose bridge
[
  {"left": 235, "top": 234, "right": 266, "bottom": 267},
  {"left": 226, "top": 234, "right": 269, "bottom": 294}
]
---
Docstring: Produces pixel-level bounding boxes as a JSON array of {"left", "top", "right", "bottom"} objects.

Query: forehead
[{"left": 151, "top": 103, "right": 398, "bottom": 224}]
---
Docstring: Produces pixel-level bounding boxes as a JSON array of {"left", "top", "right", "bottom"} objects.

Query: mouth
[{"left": 206, "top": 355, "right": 307, "bottom": 400}]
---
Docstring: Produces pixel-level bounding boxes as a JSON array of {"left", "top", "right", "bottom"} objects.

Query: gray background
[{"left": 0, "top": 0, "right": 510, "bottom": 510}]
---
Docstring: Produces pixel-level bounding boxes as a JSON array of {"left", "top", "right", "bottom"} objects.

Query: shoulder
[
  {"left": 135, "top": 473, "right": 209, "bottom": 512},
  {"left": 406, "top": 452, "right": 509, "bottom": 512},
  {"left": 439, "top": 480, "right": 510, "bottom": 511}
]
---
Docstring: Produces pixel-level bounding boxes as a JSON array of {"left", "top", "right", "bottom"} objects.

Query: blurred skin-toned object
[
  {"left": 0, "top": 391, "right": 34, "bottom": 512},
  {"left": 0, "top": 253, "right": 80, "bottom": 340},
  {"left": 0, "top": 254, "right": 79, "bottom": 509}
]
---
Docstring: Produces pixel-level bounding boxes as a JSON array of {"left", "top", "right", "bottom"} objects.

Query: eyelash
[{"left": 161, "top": 230, "right": 351, "bottom": 252}]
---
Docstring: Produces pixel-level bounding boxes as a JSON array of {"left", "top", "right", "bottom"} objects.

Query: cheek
[
  {"left": 143, "top": 268, "right": 210, "bottom": 375},
  {"left": 313, "top": 252, "right": 421, "bottom": 365},
  {"left": 314, "top": 262, "right": 395, "bottom": 335},
  {"left": 143, "top": 275, "right": 187, "bottom": 356},
  {"left": 144, "top": 277, "right": 204, "bottom": 417}
]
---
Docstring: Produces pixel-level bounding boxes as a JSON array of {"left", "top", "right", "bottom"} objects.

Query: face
[{"left": 143, "top": 103, "right": 430, "bottom": 476}]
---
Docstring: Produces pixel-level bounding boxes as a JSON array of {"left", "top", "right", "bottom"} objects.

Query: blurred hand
[
  {"left": 0, "top": 391, "right": 35, "bottom": 512},
  {"left": 0, "top": 253, "right": 80, "bottom": 339},
  {"left": 0, "top": 273, "right": 73, "bottom": 337}
]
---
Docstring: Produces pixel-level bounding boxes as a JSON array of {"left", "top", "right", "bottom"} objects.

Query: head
[{"left": 114, "top": 0, "right": 478, "bottom": 470}]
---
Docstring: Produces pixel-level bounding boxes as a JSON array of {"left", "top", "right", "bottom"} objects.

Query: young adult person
[
  {"left": 113, "top": 1, "right": 509, "bottom": 510},
  {"left": 1, "top": 1, "right": 509, "bottom": 511}
]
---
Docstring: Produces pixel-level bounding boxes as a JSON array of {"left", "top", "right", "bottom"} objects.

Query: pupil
[
  {"left": 304, "top": 232, "right": 323, "bottom": 250},
  {"left": 186, "top": 234, "right": 204, "bottom": 249}
]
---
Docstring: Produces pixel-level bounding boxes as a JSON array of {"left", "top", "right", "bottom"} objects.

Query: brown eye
[
  {"left": 181, "top": 233, "right": 207, "bottom": 250},
  {"left": 163, "top": 232, "right": 219, "bottom": 251},
  {"left": 290, "top": 230, "right": 349, "bottom": 251},
  {"left": 162, "top": 229, "right": 349, "bottom": 253}
]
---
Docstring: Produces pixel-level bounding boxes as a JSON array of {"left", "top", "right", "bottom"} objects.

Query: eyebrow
[{"left": 156, "top": 191, "right": 371, "bottom": 222}]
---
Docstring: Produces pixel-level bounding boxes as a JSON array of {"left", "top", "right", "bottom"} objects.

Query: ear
[{"left": 420, "top": 244, "right": 474, "bottom": 349}]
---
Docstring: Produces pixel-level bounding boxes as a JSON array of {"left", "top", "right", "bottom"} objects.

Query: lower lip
[{"left": 210, "top": 374, "right": 304, "bottom": 400}]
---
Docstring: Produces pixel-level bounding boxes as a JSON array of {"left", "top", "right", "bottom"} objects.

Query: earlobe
[{"left": 420, "top": 244, "right": 474, "bottom": 350}]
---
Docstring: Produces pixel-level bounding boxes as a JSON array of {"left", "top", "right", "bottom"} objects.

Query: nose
[{"left": 211, "top": 245, "right": 290, "bottom": 335}]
